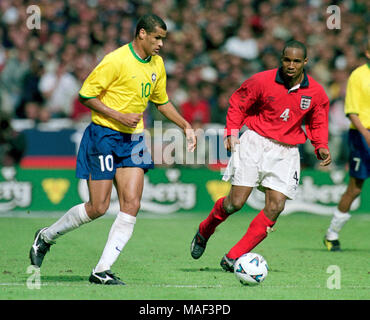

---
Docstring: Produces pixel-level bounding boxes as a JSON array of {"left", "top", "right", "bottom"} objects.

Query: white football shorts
[{"left": 222, "top": 128, "right": 300, "bottom": 200}]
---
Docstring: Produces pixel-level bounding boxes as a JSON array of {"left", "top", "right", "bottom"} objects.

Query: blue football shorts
[
  {"left": 348, "top": 129, "right": 370, "bottom": 180},
  {"left": 76, "top": 122, "right": 154, "bottom": 180}
]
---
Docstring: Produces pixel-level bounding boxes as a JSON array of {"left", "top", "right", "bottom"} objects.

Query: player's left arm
[
  {"left": 156, "top": 101, "right": 196, "bottom": 152},
  {"left": 151, "top": 60, "right": 196, "bottom": 152},
  {"left": 305, "top": 95, "right": 332, "bottom": 166}
]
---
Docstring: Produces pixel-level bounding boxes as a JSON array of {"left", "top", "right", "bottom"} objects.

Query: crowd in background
[{"left": 0, "top": 0, "right": 369, "bottom": 167}]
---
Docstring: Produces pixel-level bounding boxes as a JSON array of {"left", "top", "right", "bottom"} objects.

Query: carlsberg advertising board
[{"left": 0, "top": 167, "right": 368, "bottom": 216}]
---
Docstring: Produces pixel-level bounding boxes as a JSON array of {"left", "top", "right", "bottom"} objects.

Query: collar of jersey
[
  {"left": 275, "top": 67, "right": 309, "bottom": 89},
  {"left": 129, "top": 42, "right": 151, "bottom": 63}
]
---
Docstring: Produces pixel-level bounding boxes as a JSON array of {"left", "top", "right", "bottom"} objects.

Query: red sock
[
  {"left": 199, "top": 197, "right": 229, "bottom": 240},
  {"left": 227, "top": 210, "right": 275, "bottom": 260}
]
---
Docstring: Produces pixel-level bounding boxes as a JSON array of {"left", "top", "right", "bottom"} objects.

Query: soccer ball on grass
[{"left": 234, "top": 252, "right": 268, "bottom": 286}]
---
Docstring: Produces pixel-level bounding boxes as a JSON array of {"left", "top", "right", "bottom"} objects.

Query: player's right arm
[
  {"left": 79, "top": 53, "right": 142, "bottom": 128},
  {"left": 224, "top": 76, "right": 261, "bottom": 152},
  {"left": 79, "top": 97, "right": 142, "bottom": 128}
]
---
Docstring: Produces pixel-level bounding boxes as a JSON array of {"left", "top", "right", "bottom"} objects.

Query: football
[{"left": 234, "top": 252, "right": 269, "bottom": 286}]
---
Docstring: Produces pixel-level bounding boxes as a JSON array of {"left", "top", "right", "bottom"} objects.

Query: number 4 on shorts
[{"left": 293, "top": 171, "right": 299, "bottom": 184}]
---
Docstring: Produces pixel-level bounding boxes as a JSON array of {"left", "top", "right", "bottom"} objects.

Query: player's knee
[
  {"left": 264, "top": 200, "right": 285, "bottom": 219},
  {"left": 89, "top": 202, "right": 110, "bottom": 218},
  {"left": 121, "top": 198, "right": 141, "bottom": 215},
  {"left": 226, "top": 199, "right": 244, "bottom": 213},
  {"left": 347, "top": 186, "right": 362, "bottom": 198},
  {"left": 347, "top": 178, "right": 364, "bottom": 198}
]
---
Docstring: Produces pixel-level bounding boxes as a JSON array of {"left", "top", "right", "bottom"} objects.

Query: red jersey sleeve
[
  {"left": 224, "top": 76, "right": 261, "bottom": 138},
  {"left": 305, "top": 94, "right": 330, "bottom": 159}
]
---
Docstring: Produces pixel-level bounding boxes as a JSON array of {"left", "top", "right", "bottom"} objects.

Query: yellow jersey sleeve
[
  {"left": 149, "top": 58, "right": 169, "bottom": 105},
  {"left": 79, "top": 53, "right": 118, "bottom": 99},
  {"left": 345, "top": 64, "right": 370, "bottom": 129},
  {"left": 344, "top": 70, "right": 359, "bottom": 115}
]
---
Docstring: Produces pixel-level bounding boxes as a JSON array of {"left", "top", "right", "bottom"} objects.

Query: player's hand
[
  {"left": 318, "top": 148, "right": 331, "bottom": 166},
  {"left": 120, "top": 113, "right": 143, "bottom": 128},
  {"left": 224, "top": 135, "right": 240, "bottom": 152},
  {"left": 185, "top": 127, "right": 197, "bottom": 152}
]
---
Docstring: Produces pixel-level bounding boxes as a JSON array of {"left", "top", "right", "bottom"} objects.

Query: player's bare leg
[
  {"left": 324, "top": 177, "right": 363, "bottom": 251},
  {"left": 263, "top": 188, "right": 287, "bottom": 222},
  {"left": 90, "top": 168, "right": 144, "bottom": 285},
  {"left": 337, "top": 177, "right": 363, "bottom": 213},
  {"left": 85, "top": 178, "right": 114, "bottom": 219},
  {"left": 224, "top": 185, "right": 254, "bottom": 214},
  {"left": 114, "top": 167, "right": 145, "bottom": 216}
]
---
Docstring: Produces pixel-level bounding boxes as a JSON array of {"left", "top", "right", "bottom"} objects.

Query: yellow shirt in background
[
  {"left": 79, "top": 42, "right": 169, "bottom": 133},
  {"left": 345, "top": 63, "right": 370, "bottom": 130}
]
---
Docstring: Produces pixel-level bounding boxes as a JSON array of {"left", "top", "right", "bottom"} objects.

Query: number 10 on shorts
[{"left": 98, "top": 155, "right": 114, "bottom": 172}]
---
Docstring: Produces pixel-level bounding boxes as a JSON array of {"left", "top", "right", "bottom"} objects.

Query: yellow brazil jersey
[
  {"left": 345, "top": 63, "right": 370, "bottom": 129},
  {"left": 79, "top": 42, "right": 169, "bottom": 133}
]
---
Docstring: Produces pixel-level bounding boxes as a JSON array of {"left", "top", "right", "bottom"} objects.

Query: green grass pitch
[{"left": 0, "top": 212, "right": 369, "bottom": 300}]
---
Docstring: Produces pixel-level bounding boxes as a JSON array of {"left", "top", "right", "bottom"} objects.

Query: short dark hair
[
  {"left": 282, "top": 40, "right": 307, "bottom": 59},
  {"left": 135, "top": 14, "right": 167, "bottom": 37}
]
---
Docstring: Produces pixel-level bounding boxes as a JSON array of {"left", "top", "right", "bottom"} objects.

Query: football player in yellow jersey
[
  {"left": 29, "top": 14, "right": 197, "bottom": 285},
  {"left": 324, "top": 38, "right": 370, "bottom": 251}
]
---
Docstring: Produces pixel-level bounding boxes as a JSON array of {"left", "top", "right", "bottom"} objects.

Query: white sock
[
  {"left": 42, "top": 203, "right": 92, "bottom": 243},
  {"left": 94, "top": 211, "right": 136, "bottom": 273},
  {"left": 326, "top": 207, "right": 351, "bottom": 241}
]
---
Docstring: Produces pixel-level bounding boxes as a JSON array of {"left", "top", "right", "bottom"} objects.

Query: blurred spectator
[
  {"left": 260, "top": 50, "right": 280, "bottom": 70},
  {"left": 0, "top": 48, "right": 29, "bottom": 115},
  {"left": 180, "top": 87, "right": 210, "bottom": 125},
  {"left": 24, "top": 101, "right": 41, "bottom": 121},
  {"left": 166, "top": 76, "right": 188, "bottom": 107},
  {"left": 203, "top": 21, "right": 226, "bottom": 51},
  {"left": 15, "top": 58, "right": 44, "bottom": 118},
  {"left": 223, "top": 25, "right": 259, "bottom": 60},
  {"left": 329, "top": 99, "right": 350, "bottom": 168},
  {"left": 199, "top": 82, "right": 217, "bottom": 111},
  {"left": 39, "top": 63, "right": 79, "bottom": 118},
  {"left": 0, "top": 0, "right": 368, "bottom": 168},
  {"left": 21, "top": 100, "right": 51, "bottom": 123},
  {"left": 211, "top": 90, "right": 230, "bottom": 125},
  {"left": 0, "top": 115, "right": 26, "bottom": 166},
  {"left": 70, "top": 97, "right": 91, "bottom": 122}
]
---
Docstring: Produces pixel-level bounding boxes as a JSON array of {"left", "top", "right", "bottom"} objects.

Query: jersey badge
[
  {"left": 300, "top": 95, "right": 312, "bottom": 110},
  {"left": 151, "top": 73, "right": 157, "bottom": 82}
]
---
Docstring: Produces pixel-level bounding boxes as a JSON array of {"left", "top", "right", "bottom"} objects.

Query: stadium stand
[{"left": 0, "top": 0, "right": 369, "bottom": 168}]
